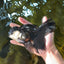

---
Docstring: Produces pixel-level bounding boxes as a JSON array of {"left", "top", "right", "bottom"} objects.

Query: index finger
[
  {"left": 10, "top": 23, "right": 20, "bottom": 28},
  {"left": 18, "top": 17, "right": 32, "bottom": 25},
  {"left": 10, "top": 40, "right": 25, "bottom": 47}
]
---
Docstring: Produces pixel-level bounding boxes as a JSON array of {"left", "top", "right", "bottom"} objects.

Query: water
[{"left": 0, "top": 0, "right": 64, "bottom": 64}]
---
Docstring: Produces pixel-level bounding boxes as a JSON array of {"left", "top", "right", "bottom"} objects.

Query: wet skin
[
  {"left": 9, "top": 18, "right": 55, "bottom": 53},
  {"left": 9, "top": 16, "right": 55, "bottom": 57}
]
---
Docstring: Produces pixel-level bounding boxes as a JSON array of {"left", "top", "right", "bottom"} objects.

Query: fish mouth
[
  {"left": 8, "top": 28, "right": 25, "bottom": 44},
  {"left": 17, "top": 39, "right": 25, "bottom": 43},
  {"left": 9, "top": 34, "right": 25, "bottom": 43}
]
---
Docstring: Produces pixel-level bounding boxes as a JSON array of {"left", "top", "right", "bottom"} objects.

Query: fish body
[{"left": 8, "top": 19, "right": 55, "bottom": 51}]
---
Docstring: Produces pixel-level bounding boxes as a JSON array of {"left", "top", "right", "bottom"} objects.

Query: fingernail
[
  {"left": 18, "top": 17, "right": 22, "bottom": 21},
  {"left": 42, "top": 16, "right": 47, "bottom": 23}
]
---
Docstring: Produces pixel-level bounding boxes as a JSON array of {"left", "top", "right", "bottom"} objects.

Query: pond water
[{"left": 0, "top": 0, "right": 64, "bottom": 64}]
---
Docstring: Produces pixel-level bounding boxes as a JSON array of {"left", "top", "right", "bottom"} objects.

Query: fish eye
[
  {"left": 20, "top": 33, "right": 26, "bottom": 40},
  {"left": 21, "top": 35, "right": 26, "bottom": 40},
  {"left": 20, "top": 32, "right": 30, "bottom": 41}
]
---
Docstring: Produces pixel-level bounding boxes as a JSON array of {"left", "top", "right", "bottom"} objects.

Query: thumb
[
  {"left": 42, "top": 16, "right": 54, "bottom": 49},
  {"left": 42, "top": 16, "right": 48, "bottom": 23}
]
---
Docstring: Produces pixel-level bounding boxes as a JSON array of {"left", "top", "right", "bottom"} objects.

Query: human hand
[
  {"left": 9, "top": 16, "right": 55, "bottom": 57},
  {"left": 9, "top": 16, "right": 64, "bottom": 64}
]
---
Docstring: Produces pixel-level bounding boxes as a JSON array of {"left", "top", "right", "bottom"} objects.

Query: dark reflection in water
[
  {"left": 0, "top": 41, "right": 9, "bottom": 58},
  {"left": 0, "top": 0, "right": 64, "bottom": 64}
]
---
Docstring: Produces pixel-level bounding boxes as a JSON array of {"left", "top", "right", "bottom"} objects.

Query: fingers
[
  {"left": 42, "top": 16, "right": 48, "bottom": 23},
  {"left": 10, "top": 16, "right": 48, "bottom": 27},
  {"left": 18, "top": 17, "right": 32, "bottom": 25},
  {"left": 10, "top": 16, "right": 47, "bottom": 27},
  {"left": 10, "top": 17, "right": 32, "bottom": 27},
  {"left": 10, "top": 23, "right": 20, "bottom": 28},
  {"left": 10, "top": 40, "right": 25, "bottom": 47}
]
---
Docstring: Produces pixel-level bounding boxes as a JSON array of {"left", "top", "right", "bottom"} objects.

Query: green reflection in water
[{"left": 0, "top": 0, "right": 64, "bottom": 64}]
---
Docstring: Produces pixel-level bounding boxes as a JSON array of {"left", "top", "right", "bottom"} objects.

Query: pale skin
[{"left": 9, "top": 16, "right": 64, "bottom": 64}]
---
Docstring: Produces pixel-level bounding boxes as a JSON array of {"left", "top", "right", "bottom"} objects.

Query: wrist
[
  {"left": 39, "top": 45, "right": 64, "bottom": 64},
  {"left": 45, "top": 47, "right": 64, "bottom": 64}
]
